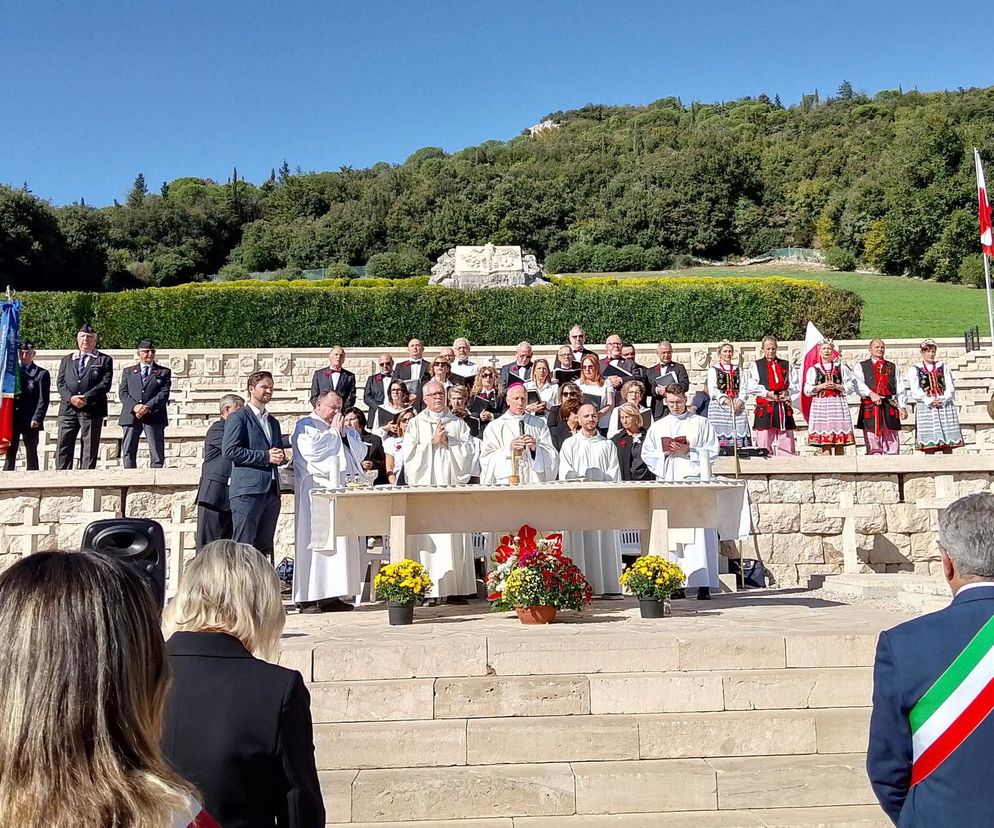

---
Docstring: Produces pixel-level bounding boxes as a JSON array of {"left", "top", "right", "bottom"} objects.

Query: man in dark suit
[
  {"left": 646, "top": 341, "right": 690, "bottom": 420},
  {"left": 55, "top": 323, "right": 114, "bottom": 470},
  {"left": 4, "top": 342, "right": 50, "bottom": 471},
  {"left": 394, "top": 338, "right": 430, "bottom": 387},
  {"left": 601, "top": 333, "right": 642, "bottom": 393},
  {"left": 362, "top": 352, "right": 395, "bottom": 412},
  {"left": 222, "top": 371, "right": 287, "bottom": 561},
  {"left": 868, "top": 492, "right": 994, "bottom": 826},
  {"left": 568, "top": 324, "right": 597, "bottom": 364},
  {"left": 196, "top": 393, "right": 244, "bottom": 548},
  {"left": 118, "top": 338, "right": 172, "bottom": 468},
  {"left": 499, "top": 341, "right": 533, "bottom": 388},
  {"left": 309, "top": 346, "right": 355, "bottom": 409}
]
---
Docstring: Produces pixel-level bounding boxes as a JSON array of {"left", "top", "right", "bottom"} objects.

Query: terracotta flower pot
[
  {"left": 638, "top": 597, "right": 670, "bottom": 618},
  {"left": 387, "top": 601, "right": 415, "bottom": 625},
  {"left": 515, "top": 605, "right": 557, "bottom": 624}
]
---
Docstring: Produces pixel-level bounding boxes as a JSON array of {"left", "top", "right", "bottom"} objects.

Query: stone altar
[{"left": 429, "top": 244, "right": 546, "bottom": 288}]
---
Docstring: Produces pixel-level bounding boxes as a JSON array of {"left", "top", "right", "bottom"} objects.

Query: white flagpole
[
  {"left": 983, "top": 252, "right": 994, "bottom": 372},
  {"left": 975, "top": 150, "right": 994, "bottom": 371}
]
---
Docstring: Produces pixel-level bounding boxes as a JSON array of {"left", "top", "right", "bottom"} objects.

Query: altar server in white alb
[
  {"left": 292, "top": 389, "right": 367, "bottom": 613},
  {"left": 559, "top": 404, "right": 623, "bottom": 595},
  {"left": 642, "top": 384, "right": 721, "bottom": 600},
  {"left": 402, "top": 380, "right": 477, "bottom": 603},
  {"left": 480, "top": 383, "right": 559, "bottom": 484}
]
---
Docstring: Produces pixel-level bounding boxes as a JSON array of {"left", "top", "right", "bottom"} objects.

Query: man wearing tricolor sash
[{"left": 868, "top": 492, "right": 994, "bottom": 825}]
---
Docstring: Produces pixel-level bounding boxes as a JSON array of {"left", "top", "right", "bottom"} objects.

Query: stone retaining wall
[
  {"left": 0, "top": 455, "right": 987, "bottom": 589},
  {"left": 11, "top": 337, "right": 991, "bottom": 471}
]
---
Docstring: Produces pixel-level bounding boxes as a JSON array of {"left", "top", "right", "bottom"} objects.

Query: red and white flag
[
  {"left": 975, "top": 149, "right": 994, "bottom": 256},
  {"left": 799, "top": 320, "right": 833, "bottom": 422}
]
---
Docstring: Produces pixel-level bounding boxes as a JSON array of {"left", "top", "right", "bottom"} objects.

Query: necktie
[
  {"left": 142, "top": 365, "right": 150, "bottom": 381},
  {"left": 459, "top": 360, "right": 470, "bottom": 366},
  {"left": 80, "top": 354, "right": 89, "bottom": 371}
]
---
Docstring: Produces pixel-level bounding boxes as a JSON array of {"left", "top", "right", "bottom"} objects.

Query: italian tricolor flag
[{"left": 909, "top": 613, "right": 994, "bottom": 784}]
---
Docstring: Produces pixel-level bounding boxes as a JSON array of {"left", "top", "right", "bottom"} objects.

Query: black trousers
[
  {"left": 121, "top": 422, "right": 166, "bottom": 468},
  {"left": 56, "top": 411, "right": 103, "bottom": 470},
  {"left": 196, "top": 504, "right": 233, "bottom": 550},
  {"left": 230, "top": 483, "right": 281, "bottom": 561},
  {"left": 4, "top": 424, "right": 41, "bottom": 471}
]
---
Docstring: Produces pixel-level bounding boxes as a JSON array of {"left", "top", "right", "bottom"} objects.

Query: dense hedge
[{"left": 17, "top": 277, "right": 861, "bottom": 349}]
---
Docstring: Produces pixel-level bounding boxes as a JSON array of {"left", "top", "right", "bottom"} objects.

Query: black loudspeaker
[{"left": 81, "top": 518, "right": 167, "bottom": 609}]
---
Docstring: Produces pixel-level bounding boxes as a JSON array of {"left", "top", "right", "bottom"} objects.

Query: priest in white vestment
[
  {"left": 480, "top": 383, "right": 559, "bottom": 484},
  {"left": 642, "top": 385, "right": 721, "bottom": 600},
  {"left": 292, "top": 389, "right": 368, "bottom": 613},
  {"left": 559, "top": 404, "right": 624, "bottom": 595},
  {"left": 402, "top": 381, "right": 477, "bottom": 602}
]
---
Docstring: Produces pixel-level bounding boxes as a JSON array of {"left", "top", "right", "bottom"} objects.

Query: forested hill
[{"left": 4, "top": 84, "right": 994, "bottom": 291}]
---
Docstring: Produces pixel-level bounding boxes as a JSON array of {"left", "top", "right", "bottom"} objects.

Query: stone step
[
  {"left": 338, "top": 806, "right": 890, "bottom": 826},
  {"left": 299, "top": 631, "right": 881, "bottom": 683},
  {"left": 821, "top": 573, "right": 950, "bottom": 613},
  {"left": 340, "top": 755, "right": 874, "bottom": 821},
  {"left": 312, "top": 709, "right": 870, "bottom": 770},
  {"left": 307, "top": 667, "right": 872, "bottom": 724}
]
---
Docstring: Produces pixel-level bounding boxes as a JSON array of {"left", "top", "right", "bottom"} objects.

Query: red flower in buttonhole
[
  {"left": 324, "top": 371, "right": 331, "bottom": 377},
  {"left": 618, "top": 439, "right": 628, "bottom": 447}
]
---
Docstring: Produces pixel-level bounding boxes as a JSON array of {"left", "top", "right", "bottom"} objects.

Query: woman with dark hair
[
  {"left": 546, "top": 381, "right": 583, "bottom": 450},
  {"left": 0, "top": 550, "right": 217, "bottom": 827},
  {"left": 374, "top": 379, "right": 415, "bottom": 435},
  {"left": 344, "top": 407, "right": 388, "bottom": 484},
  {"left": 384, "top": 407, "right": 416, "bottom": 485}
]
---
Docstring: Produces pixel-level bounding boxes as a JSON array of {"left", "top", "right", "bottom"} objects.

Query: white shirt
[{"left": 247, "top": 402, "right": 277, "bottom": 444}]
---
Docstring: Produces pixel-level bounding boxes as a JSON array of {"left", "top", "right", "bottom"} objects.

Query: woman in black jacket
[
  {"left": 345, "top": 406, "right": 388, "bottom": 484},
  {"left": 612, "top": 402, "right": 655, "bottom": 481},
  {"left": 163, "top": 540, "right": 325, "bottom": 828}
]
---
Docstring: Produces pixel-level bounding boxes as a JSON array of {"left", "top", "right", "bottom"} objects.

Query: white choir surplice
[
  {"left": 402, "top": 409, "right": 477, "bottom": 597},
  {"left": 292, "top": 414, "right": 367, "bottom": 604},
  {"left": 641, "top": 412, "right": 721, "bottom": 589},
  {"left": 479, "top": 412, "right": 559, "bottom": 484},
  {"left": 558, "top": 432, "right": 623, "bottom": 594}
]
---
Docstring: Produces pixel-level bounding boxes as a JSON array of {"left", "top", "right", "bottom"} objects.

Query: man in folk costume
[
  {"left": 642, "top": 385, "right": 721, "bottom": 601},
  {"left": 291, "top": 389, "right": 367, "bottom": 613},
  {"left": 853, "top": 339, "right": 907, "bottom": 455},
  {"left": 402, "top": 380, "right": 477, "bottom": 604},
  {"left": 868, "top": 492, "right": 994, "bottom": 825},
  {"left": 480, "top": 383, "right": 559, "bottom": 484},
  {"left": 749, "top": 336, "right": 799, "bottom": 456},
  {"left": 559, "top": 404, "right": 623, "bottom": 595}
]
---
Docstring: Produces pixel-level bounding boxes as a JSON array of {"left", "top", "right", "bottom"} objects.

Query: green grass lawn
[{"left": 597, "top": 265, "right": 991, "bottom": 339}]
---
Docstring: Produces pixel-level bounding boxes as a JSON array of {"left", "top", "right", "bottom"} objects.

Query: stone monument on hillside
[{"left": 430, "top": 244, "right": 547, "bottom": 288}]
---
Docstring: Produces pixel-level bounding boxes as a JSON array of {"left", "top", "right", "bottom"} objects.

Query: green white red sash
[{"left": 909, "top": 613, "right": 994, "bottom": 784}]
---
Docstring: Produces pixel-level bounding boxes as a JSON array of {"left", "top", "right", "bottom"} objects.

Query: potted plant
[
  {"left": 620, "top": 556, "right": 686, "bottom": 618},
  {"left": 486, "top": 525, "right": 592, "bottom": 624},
  {"left": 373, "top": 560, "right": 433, "bottom": 625}
]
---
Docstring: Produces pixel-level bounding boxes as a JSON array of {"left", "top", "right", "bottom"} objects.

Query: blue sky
[{"left": 1, "top": 0, "right": 983, "bottom": 206}]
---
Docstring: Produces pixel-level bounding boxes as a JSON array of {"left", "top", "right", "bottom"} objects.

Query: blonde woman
[
  {"left": 606, "top": 379, "right": 650, "bottom": 438},
  {"left": 525, "top": 357, "right": 560, "bottom": 415},
  {"left": 0, "top": 550, "right": 216, "bottom": 827},
  {"left": 577, "top": 353, "right": 616, "bottom": 432},
  {"left": 163, "top": 540, "right": 324, "bottom": 827}
]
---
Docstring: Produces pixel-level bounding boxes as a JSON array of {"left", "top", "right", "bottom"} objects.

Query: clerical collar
[
  {"left": 670, "top": 410, "right": 691, "bottom": 420},
  {"left": 504, "top": 412, "right": 526, "bottom": 421}
]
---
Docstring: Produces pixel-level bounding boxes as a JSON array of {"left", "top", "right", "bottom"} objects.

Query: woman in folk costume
[
  {"left": 803, "top": 338, "right": 856, "bottom": 455},
  {"left": 907, "top": 339, "right": 964, "bottom": 453},
  {"left": 706, "top": 341, "right": 752, "bottom": 448}
]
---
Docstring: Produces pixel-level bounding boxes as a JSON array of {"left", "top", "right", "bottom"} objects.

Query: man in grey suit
[
  {"left": 56, "top": 323, "right": 114, "bottom": 469},
  {"left": 195, "top": 393, "right": 244, "bottom": 549},
  {"left": 222, "top": 371, "right": 286, "bottom": 561},
  {"left": 119, "top": 338, "right": 172, "bottom": 468}
]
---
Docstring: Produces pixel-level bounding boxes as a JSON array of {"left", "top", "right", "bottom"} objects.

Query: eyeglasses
[
  {"left": 562, "top": 391, "right": 581, "bottom": 397},
  {"left": 379, "top": 362, "right": 392, "bottom": 367}
]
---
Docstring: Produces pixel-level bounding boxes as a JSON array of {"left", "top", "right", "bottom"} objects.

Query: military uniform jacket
[
  {"left": 14, "top": 363, "right": 51, "bottom": 425},
  {"left": 119, "top": 362, "right": 172, "bottom": 427},
  {"left": 56, "top": 351, "right": 114, "bottom": 418}
]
